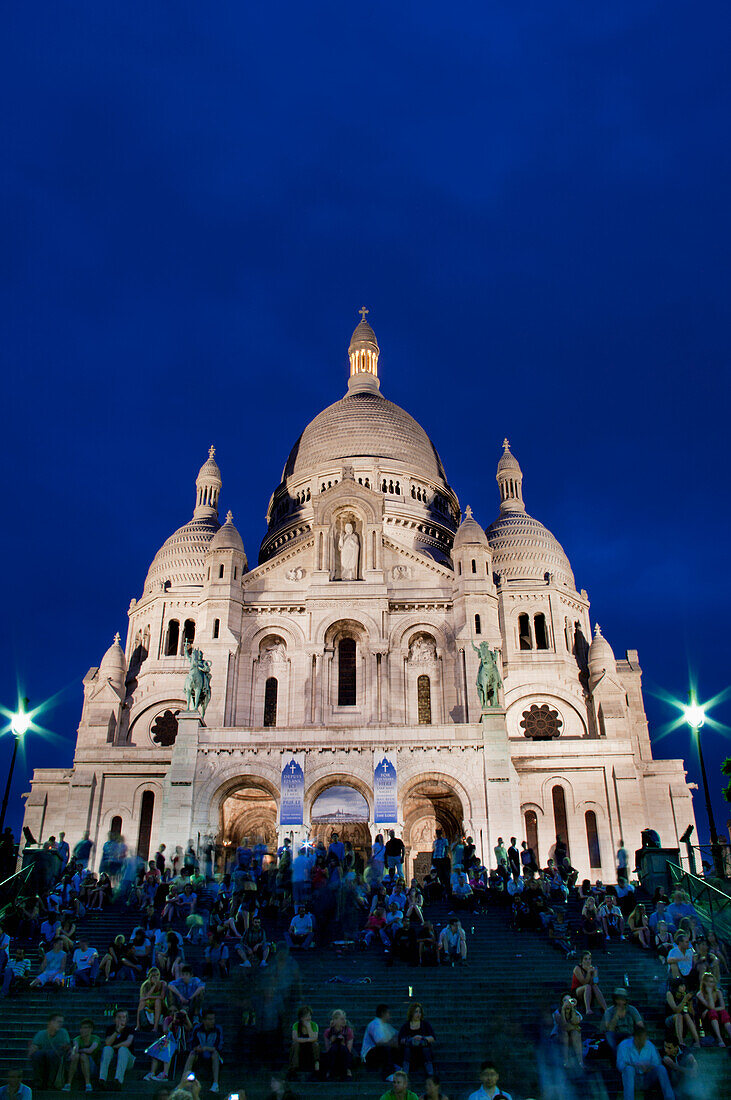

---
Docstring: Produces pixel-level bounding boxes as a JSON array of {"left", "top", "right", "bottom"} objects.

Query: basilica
[{"left": 22, "top": 313, "right": 696, "bottom": 881}]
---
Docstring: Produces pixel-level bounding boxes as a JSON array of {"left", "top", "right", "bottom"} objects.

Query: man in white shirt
[
  {"left": 438, "top": 918, "right": 467, "bottom": 964},
  {"left": 285, "top": 905, "right": 315, "bottom": 949},
  {"left": 667, "top": 933, "right": 695, "bottom": 981},
  {"left": 468, "top": 1061, "right": 512, "bottom": 1100},
  {"left": 361, "top": 1003, "right": 397, "bottom": 1079},
  {"left": 71, "top": 937, "right": 99, "bottom": 986},
  {"left": 616, "top": 1027, "right": 674, "bottom": 1100}
]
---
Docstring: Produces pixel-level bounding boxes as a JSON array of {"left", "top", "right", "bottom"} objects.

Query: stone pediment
[
  {"left": 243, "top": 537, "right": 315, "bottom": 589},
  {"left": 382, "top": 536, "right": 454, "bottom": 584},
  {"left": 89, "top": 678, "right": 125, "bottom": 705}
]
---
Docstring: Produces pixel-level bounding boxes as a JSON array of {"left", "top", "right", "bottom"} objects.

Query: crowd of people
[{"left": 0, "top": 825, "right": 728, "bottom": 1098}]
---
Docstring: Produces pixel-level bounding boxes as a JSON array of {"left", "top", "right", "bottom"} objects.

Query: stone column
[{"left": 159, "top": 711, "right": 202, "bottom": 854}]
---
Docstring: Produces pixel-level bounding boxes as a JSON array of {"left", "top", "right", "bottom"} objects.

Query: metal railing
[
  {"left": 667, "top": 861, "right": 731, "bottom": 940},
  {"left": 0, "top": 863, "right": 35, "bottom": 923},
  {"left": 677, "top": 842, "right": 731, "bottom": 879}
]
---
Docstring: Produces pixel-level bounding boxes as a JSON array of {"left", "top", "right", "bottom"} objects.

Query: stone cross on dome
[{"left": 359, "top": 306, "right": 369, "bottom": 322}]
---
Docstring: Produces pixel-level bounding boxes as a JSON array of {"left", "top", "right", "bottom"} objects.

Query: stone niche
[{"left": 332, "top": 510, "right": 363, "bottom": 581}]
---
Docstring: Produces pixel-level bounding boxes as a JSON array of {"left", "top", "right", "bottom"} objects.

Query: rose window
[
  {"left": 151, "top": 709, "right": 180, "bottom": 747},
  {"left": 520, "top": 703, "right": 562, "bottom": 740}
]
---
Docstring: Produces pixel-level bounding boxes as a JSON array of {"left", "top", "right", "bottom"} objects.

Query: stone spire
[
  {"left": 496, "top": 438, "right": 525, "bottom": 515},
  {"left": 347, "top": 307, "right": 381, "bottom": 395},
  {"left": 194, "top": 445, "right": 222, "bottom": 519}
]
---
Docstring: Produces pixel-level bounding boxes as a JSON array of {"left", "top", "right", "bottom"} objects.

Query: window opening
[
  {"left": 525, "top": 809, "right": 539, "bottom": 866},
  {"left": 338, "top": 637, "right": 357, "bottom": 706},
  {"left": 417, "top": 674, "right": 432, "bottom": 724},
  {"left": 518, "top": 613, "right": 532, "bottom": 650},
  {"left": 263, "top": 677, "right": 278, "bottom": 727},
  {"left": 552, "top": 786, "right": 570, "bottom": 860},
  {"left": 474, "top": 614, "right": 482, "bottom": 635},
  {"left": 534, "top": 613, "right": 549, "bottom": 650},
  {"left": 213, "top": 619, "right": 220, "bottom": 639},
  {"left": 165, "top": 620, "right": 180, "bottom": 656},
  {"left": 137, "top": 791, "right": 155, "bottom": 862},
  {"left": 585, "top": 810, "right": 601, "bottom": 869}
]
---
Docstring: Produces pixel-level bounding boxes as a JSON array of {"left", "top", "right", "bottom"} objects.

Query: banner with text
[
  {"left": 280, "top": 752, "right": 305, "bottom": 826},
  {"left": 373, "top": 750, "right": 398, "bottom": 823}
]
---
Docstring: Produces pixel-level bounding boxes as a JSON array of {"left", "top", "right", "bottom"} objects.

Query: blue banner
[
  {"left": 373, "top": 750, "right": 398, "bottom": 823},
  {"left": 280, "top": 753, "right": 305, "bottom": 825}
]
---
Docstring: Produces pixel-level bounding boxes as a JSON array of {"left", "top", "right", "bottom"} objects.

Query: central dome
[{"left": 282, "top": 391, "right": 448, "bottom": 485}]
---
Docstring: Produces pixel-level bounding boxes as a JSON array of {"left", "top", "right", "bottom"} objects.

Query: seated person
[
  {"left": 64, "top": 1017, "right": 102, "bottom": 1093},
  {"left": 71, "top": 936, "right": 99, "bottom": 986},
  {"left": 39, "top": 916, "right": 62, "bottom": 949},
  {"left": 361, "top": 1004, "right": 397, "bottom": 1079},
  {"left": 30, "top": 937, "right": 66, "bottom": 988},
  {"left": 180, "top": 1009, "right": 223, "bottom": 1092},
  {"left": 600, "top": 988, "right": 643, "bottom": 1055},
  {"left": 598, "top": 895, "right": 625, "bottom": 941},
  {"left": 653, "top": 920, "right": 674, "bottom": 960},
  {"left": 169, "top": 964, "right": 205, "bottom": 1015},
  {"left": 360, "top": 907, "right": 387, "bottom": 948},
  {"left": 380, "top": 1069, "right": 419, "bottom": 1100},
  {"left": 28, "top": 1013, "right": 71, "bottom": 1090},
  {"left": 203, "top": 934, "right": 230, "bottom": 978},
  {"left": 667, "top": 933, "right": 696, "bottom": 987},
  {"left": 417, "top": 923, "right": 438, "bottom": 967},
  {"left": 551, "top": 994, "right": 583, "bottom": 1070},
  {"left": 288, "top": 1004, "right": 320, "bottom": 1078},
  {"left": 665, "top": 979, "right": 700, "bottom": 1047},
  {"left": 0, "top": 1068, "right": 33, "bottom": 1099},
  {"left": 547, "top": 910, "right": 574, "bottom": 957},
  {"left": 286, "top": 906, "right": 315, "bottom": 950},
  {"left": 137, "top": 966, "right": 169, "bottom": 1031},
  {"left": 438, "top": 918, "right": 467, "bottom": 965},
  {"left": 649, "top": 900, "right": 675, "bottom": 935},
  {"left": 616, "top": 1027, "right": 674, "bottom": 1100},
  {"left": 144, "top": 1009, "right": 192, "bottom": 1083},
  {"left": 380, "top": 903, "right": 404, "bottom": 950},
  {"left": 323, "top": 1009, "right": 354, "bottom": 1081},
  {"left": 696, "top": 972, "right": 731, "bottom": 1047},
  {"left": 236, "top": 917, "right": 269, "bottom": 968},
  {"left": 450, "top": 870, "right": 475, "bottom": 909},
  {"left": 1, "top": 948, "right": 31, "bottom": 996},
  {"left": 627, "top": 904, "right": 652, "bottom": 949},
  {"left": 661, "top": 1037, "right": 699, "bottom": 1096}
]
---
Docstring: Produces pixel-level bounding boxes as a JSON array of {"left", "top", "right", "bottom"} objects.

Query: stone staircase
[{"left": 1, "top": 894, "right": 729, "bottom": 1097}]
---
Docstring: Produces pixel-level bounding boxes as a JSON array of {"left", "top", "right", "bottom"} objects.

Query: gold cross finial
[
  {"left": 208, "top": 445, "right": 216, "bottom": 459},
  {"left": 359, "top": 306, "right": 369, "bottom": 323},
  {"left": 502, "top": 438, "right": 510, "bottom": 451}
]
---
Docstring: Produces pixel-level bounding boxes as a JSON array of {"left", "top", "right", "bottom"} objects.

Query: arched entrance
[
  {"left": 310, "top": 784, "right": 371, "bottom": 868},
  {"left": 403, "top": 778, "right": 465, "bottom": 881},
  {"left": 220, "top": 779, "right": 278, "bottom": 869}
]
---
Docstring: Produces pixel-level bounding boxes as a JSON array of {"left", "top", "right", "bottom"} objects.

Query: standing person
[
  {"left": 384, "top": 831, "right": 405, "bottom": 880},
  {"left": 72, "top": 831, "right": 93, "bottom": 871},
  {"left": 362, "top": 1004, "right": 398, "bottom": 1079},
  {"left": 616, "top": 839, "right": 629, "bottom": 880},
  {"left": 520, "top": 840, "right": 536, "bottom": 874},
  {"left": 616, "top": 1027, "right": 674, "bottom": 1100},
  {"left": 291, "top": 846, "right": 313, "bottom": 907},
  {"left": 155, "top": 844, "right": 167, "bottom": 877},
  {"left": 493, "top": 838, "right": 507, "bottom": 868},
  {"left": 57, "top": 832, "right": 70, "bottom": 868},
  {"left": 63, "top": 1017, "right": 101, "bottom": 1093},
  {"left": 99, "top": 1009, "right": 135, "bottom": 1088},
  {"left": 398, "top": 1003, "right": 435, "bottom": 1081},
  {"left": 379, "top": 1070, "right": 419, "bottom": 1100},
  {"left": 431, "top": 830, "right": 450, "bottom": 888},
  {"left": 467, "top": 1061, "right": 512, "bottom": 1100},
  {"left": 370, "top": 833, "right": 386, "bottom": 884},
  {"left": 28, "top": 1013, "right": 71, "bottom": 1090},
  {"left": 507, "top": 839, "right": 520, "bottom": 877}
]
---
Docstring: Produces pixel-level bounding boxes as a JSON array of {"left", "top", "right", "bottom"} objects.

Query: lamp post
[
  {"left": 683, "top": 694, "right": 725, "bottom": 878},
  {"left": 0, "top": 698, "right": 30, "bottom": 835}
]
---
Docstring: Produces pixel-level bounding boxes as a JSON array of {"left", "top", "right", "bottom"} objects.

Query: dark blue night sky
[{"left": 2, "top": 4, "right": 730, "bottom": 843}]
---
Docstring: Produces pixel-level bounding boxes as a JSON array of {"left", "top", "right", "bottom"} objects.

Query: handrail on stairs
[
  {"left": 0, "top": 863, "right": 35, "bottom": 922},
  {"left": 667, "top": 860, "right": 731, "bottom": 938}
]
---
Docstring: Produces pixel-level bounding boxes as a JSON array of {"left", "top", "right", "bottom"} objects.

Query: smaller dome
[
  {"left": 497, "top": 438, "right": 521, "bottom": 473},
  {"left": 453, "top": 505, "right": 489, "bottom": 550},
  {"left": 99, "top": 633, "right": 126, "bottom": 685},
  {"left": 348, "top": 310, "right": 379, "bottom": 354},
  {"left": 589, "top": 623, "right": 616, "bottom": 675},
  {"left": 210, "top": 510, "right": 245, "bottom": 554},
  {"left": 197, "top": 445, "right": 221, "bottom": 483}
]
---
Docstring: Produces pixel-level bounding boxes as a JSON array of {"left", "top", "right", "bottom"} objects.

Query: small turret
[
  {"left": 194, "top": 446, "right": 222, "bottom": 519},
  {"left": 588, "top": 623, "right": 616, "bottom": 687},
  {"left": 347, "top": 307, "right": 381, "bottom": 395},
  {"left": 496, "top": 439, "right": 525, "bottom": 514},
  {"left": 98, "top": 632, "right": 126, "bottom": 693}
]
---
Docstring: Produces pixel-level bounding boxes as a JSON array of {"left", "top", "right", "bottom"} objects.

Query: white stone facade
[{"left": 22, "top": 315, "right": 697, "bottom": 882}]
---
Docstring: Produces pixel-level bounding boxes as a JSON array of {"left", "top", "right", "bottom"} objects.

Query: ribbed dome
[
  {"left": 209, "top": 511, "right": 245, "bottom": 554},
  {"left": 497, "top": 438, "right": 521, "bottom": 473},
  {"left": 145, "top": 515, "right": 220, "bottom": 591},
  {"left": 486, "top": 510, "right": 575, "bottom": 588},
  {"left": 99, "top": 633, "right": 126, "bottom": 685},
  {"left": 282, "top": 392, "right": 448, "bottom": 484},
  {"left": 453, "top": 505, "right": 489, "bottom": 550},
  {"left": 348, "top": 319, "right": 379, "bottom": 353},
  {"left": 589, "top": 624, "right": 615, "bottom": 672}
]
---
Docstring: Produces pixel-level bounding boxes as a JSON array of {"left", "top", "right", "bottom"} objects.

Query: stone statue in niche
[
  {"left": 409, "top": 634, "right": 437, "bottom": 663},
  {"left": 260, "top": 639, "right": 287, "bottom": 665},
  {"left": 337, "top": 520, "right": 360, "bottom": 580}
]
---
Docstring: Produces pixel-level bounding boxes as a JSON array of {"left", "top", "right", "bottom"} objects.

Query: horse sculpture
[
  {"left": 184, "top": 641, "right": 212, "bottom": 720},
  {"left": 471, "top": 640, "right": 502, "bottom": 710}
]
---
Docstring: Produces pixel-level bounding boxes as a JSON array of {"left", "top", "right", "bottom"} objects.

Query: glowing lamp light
[
  {"left": 682, "top": 700, "right": 706, "bottom": 731},
  {"left": 10, "top": 710, "right": 31, "bottom": 738}
]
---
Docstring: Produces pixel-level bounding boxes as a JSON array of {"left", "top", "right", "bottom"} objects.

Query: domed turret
[
  {"left": 453, "top": 505, "right": 489, "bottom": 550},
  {"left": 99, "top": 632, "right": 126, "bottom": 690},
  {"left": 210, "top": 510, "right": 246, "bottom": 558},
  {"left": 588, "top": 623, "right": 616, "bottom": 686},
  {"left": 487, "top": 441, "right": 575, "bottom": 588},
  {"left": 347, "top": 307, "right": 380, "bottom": 394},
  {"left": 144, "top": 449, "right": 223, "bottom": 593},
  {"left": 195, "top": 446, "right": 222, "bottom": 519}
]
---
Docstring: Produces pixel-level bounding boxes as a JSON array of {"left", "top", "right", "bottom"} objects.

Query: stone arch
[
  {"left": 131, "top": 780, "right": 164, "bottom": 819},
  {"left": 539, "top": 774, "right": 577, "bottom": 809},
  {"left": 400, "top": 770, "right": 470, "bottom": 880},
  {"left": 318, "top": 613, "right": 380, "bottom": 649},
  {"left": 192, "top": 759, "right": 283, "bottom": 837},
  {"left": 241, "top": 619, "right": 307, "bottom": 654},
  {"left": 388, "top": 616, "right": 452, "bottom": 659},
  {"left": 127, "top": 697, "right": 187, "bottom": 744},
  {"left": 211, "top": 773, "right": 281, "bottom": 853},
  {"left": 506, "top": 690, "right": 588, "bottom": 739},
  {"left": 399, "top": 768, "right": 474, "bottom": 824},
  {"left": 317, "top": 491, "right": 382, "bottom": 528}
]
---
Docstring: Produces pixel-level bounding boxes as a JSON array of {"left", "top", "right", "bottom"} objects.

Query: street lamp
[
  {"left": 683, "top": 693, "right": 725, "bottom": 878},
  {"left": 0, "top": 698, "right": 30, "bottom": 835}
]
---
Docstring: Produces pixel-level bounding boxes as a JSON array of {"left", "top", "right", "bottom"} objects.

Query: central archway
[
  {"left": 309, "top": 782, "right": 372, "bottom": 867},
  {"left": 403, "top": 778, "right": 465, "bottom": 881},
  {"left": 220, "top": 778, "right": 279, "bottom": 867}
]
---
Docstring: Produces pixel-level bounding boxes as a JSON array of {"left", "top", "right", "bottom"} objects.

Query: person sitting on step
[
  {"left": 398, "top": 1003, "right": 435, "bottom": 1081},
  {"left": 63, "top": 1017, "right": 101, "bottom": 1093},
  {"left": 98, "top": 1009, "right": 135, "bottom": 1089},
  {"left": 438, "top": 917, "right": 467, "bottom": 965},
  {"left": 467, "top": 1060, "right": 512, "bottom": 1100},
  {"left": 169, "top": 963, "right": 206, "bottom": 1015},
  {"left": 322, "top": 1009, "right": 354, "bottom": 1081},
  {"left": 288, "top": 1004, "right": 320, "bottom": 1080}
]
